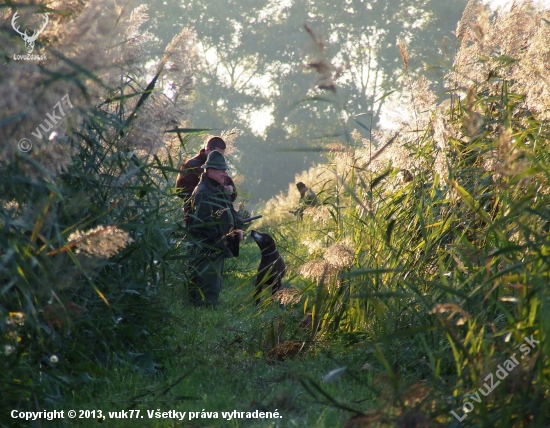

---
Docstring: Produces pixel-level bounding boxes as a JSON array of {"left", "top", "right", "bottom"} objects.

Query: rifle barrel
[{"left": 242, "top": 215, "right": 262, "bottom": 223}]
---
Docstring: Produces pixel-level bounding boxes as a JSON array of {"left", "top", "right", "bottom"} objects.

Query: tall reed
[{"left": 259, "top": 3, "right": 550, "bottom": 424}]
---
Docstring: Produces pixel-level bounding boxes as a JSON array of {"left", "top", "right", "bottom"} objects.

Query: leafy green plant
[
  {"left": 255, "top": 3, "right": 550, "bottom": 425},
  {"left": 0, "top": 3, "right": 196, "bottom": 419}
]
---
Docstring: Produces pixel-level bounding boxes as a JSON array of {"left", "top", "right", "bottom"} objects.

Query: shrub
[
  {"left": 263, "top": 2, "right": 550, "bottom": 424},
  {"left": 0, "top": 1, "right": 196, "bottom": 416}
]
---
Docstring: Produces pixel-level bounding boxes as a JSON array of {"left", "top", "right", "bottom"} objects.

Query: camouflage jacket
[{"left": 188, "top": 173, "right": 243, "bottom": 258}]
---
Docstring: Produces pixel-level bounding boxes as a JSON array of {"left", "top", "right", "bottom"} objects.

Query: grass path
[{"left": 65, "top": 243, "right": 375, "bottom": 427}]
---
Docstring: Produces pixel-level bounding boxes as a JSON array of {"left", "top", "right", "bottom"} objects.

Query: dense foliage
[
  {"left": 144, "top": 0, "right": 467, "bottom": 202},
  {"left": 2, "top": 0, "right": 550, "bottom": 427},
  {"left": 257, "top": 1, "right": 550, "bottom": 425},
  {"left": 0, "top": 1, "right": 192, "bottom": 419}
]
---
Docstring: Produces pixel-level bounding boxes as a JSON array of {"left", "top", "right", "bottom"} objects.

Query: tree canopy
[{"left": 145, "top": 0, "right": 467, "bottom": 202}]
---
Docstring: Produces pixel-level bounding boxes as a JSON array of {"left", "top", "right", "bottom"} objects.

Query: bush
[
  {"left": 0, "top": 2, "right": 195, "bottom": 417},
  {"left": 260, "top": 3, "right": 550, "bottom": 425}
]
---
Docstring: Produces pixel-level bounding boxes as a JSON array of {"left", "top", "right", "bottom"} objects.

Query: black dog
[{"left": 250, "top": 230, "right": 286, "bottom": 305}]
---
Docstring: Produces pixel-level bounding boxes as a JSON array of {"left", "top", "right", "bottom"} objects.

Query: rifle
[{"left": 227, "top": 215, "right": 262, "bottom": 257}]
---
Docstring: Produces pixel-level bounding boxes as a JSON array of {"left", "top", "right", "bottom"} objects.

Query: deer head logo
[{"left": 12, "top": 12, "right": 49, "bottom": 54}]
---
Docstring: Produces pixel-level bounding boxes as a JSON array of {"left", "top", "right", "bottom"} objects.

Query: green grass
[{"left": 60, "top": 243, "right": 376, "bottom": 428}]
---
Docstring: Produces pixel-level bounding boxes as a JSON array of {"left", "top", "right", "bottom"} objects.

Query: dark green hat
[{"left": 201, "top": 150, "right": 228, "bottom": 170}]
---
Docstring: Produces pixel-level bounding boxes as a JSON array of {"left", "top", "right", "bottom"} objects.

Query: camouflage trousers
[{"left": 188, "top": 253, "right": 225, "bottom": 307}]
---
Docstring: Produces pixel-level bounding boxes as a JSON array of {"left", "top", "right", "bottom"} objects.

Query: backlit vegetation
[
  {"left": 258, "top": 1, "right": 550, "bottom": 425},
  {"left": 1, "top": 0, "right": 195, "bottom": 416},
  {"left": 2, "top": 0, "right": 550, "bottom": 427}
]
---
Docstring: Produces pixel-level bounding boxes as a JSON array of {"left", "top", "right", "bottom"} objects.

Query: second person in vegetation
[{"left": 290, "top": 182, "right": 318, "bottom": 219}]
